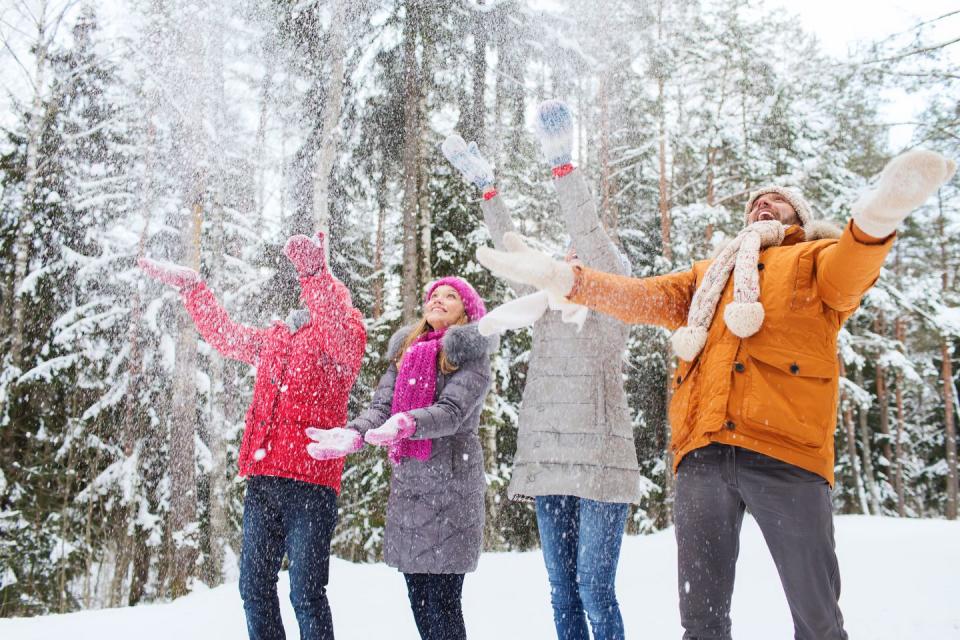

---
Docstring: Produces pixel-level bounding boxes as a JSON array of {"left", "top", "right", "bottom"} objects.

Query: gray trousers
[{"left": 674, "top": 444, "right": 847, "bottom": 640}]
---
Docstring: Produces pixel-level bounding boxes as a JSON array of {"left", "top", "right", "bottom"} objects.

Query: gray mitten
[
  {"left": 534, "top": 99, "right": 574, "bottom": 167},
  {"left": 441, "top": 134, "right": 494, "bottom": 190}
]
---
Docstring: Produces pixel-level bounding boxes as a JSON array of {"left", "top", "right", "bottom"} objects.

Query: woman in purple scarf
[{"left": 307, "top": 277, "right": 495, "bottom": 640}]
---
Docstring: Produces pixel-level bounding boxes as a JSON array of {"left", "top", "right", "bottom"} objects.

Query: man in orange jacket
[{"left": 476, "top": 149, "right": 955, "bottom": 639}]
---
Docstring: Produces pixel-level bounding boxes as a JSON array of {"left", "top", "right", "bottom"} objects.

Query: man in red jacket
[{"left": 140, "top": 232, "right": 366, "bottom": 640}]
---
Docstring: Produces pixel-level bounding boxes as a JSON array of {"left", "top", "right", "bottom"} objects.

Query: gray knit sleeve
[{"left": 553, "top": 168, "right": 629, "bottom": 276}]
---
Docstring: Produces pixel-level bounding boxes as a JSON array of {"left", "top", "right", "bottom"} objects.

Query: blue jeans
[
  {"left": 403, "top": 573, "right": 466, "bottom": 640},
  {"left": 239, "top": 475, "right": 338, "bottom": 640},
  {"left": 536, "top": 495, "right": 629, "bottom": 640}
]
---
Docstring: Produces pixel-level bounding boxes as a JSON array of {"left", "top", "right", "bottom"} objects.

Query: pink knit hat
[{"left": 425, "top": 277, "right": 487, "bottom": 322}]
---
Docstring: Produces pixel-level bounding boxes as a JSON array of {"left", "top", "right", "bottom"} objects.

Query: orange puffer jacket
[{"left": 568, "top": 221, "right": 894, "bottom": 485}]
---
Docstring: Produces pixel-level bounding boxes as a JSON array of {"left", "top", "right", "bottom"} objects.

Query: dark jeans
[
  {"left": 535, "top": 495, "right": 629, "bottom": 640},
  {"left": 403, "top": 573, "right": 466, "bottom": 640},
  {"left": 675, "top": 444, "right": 847, "bottom": 640},
  {"left": 239, "top": 475, "right": 338, "bottom": 640}
]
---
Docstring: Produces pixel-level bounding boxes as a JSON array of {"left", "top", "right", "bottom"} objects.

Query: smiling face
[
  {"left": 424, "top": 285, "right": 466, "bottom": 330},
  {"left": 747, "top": 192, "right": 801, "bottom": 226}
]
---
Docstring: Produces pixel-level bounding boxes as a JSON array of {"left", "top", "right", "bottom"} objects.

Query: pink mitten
[
  {"left": 305, "top": 427, "right": 363, "bottom": 460},
  {"left": 284, "top": 232, "right": 327, "bottom": 277},
  {"left": 364, "top": 413, "right": 416, "bottom": 447},
  {"left": 138, "top": 257, "right": 201, "bottom": 291}
]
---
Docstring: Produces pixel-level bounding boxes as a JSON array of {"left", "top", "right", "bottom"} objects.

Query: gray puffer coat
[
  {"left": 480, "top": 169, "right": 641, "bottom": 504},
  {"left": 348, "top": 323, "right": 496, "bottom": 574}
]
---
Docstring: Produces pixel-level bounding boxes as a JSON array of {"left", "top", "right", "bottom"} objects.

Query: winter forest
[{"left": 0, "top": 0, "right": 958, "bottom": 620}]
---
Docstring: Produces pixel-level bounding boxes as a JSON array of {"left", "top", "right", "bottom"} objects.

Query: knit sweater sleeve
[
  {"left": 567, "top": 265, "right": 697, "bottom": 330},
  {"left": 815, "top": 220, "right": 895, "bottom": 312},
  {"left": 183, "top": 283, "right": 265, "bottom": 365},
  {"left": 553, "top": 168, "right": 629, "bottom": 276},
  {"left": 298, "top": 273, "right": 367, "bottom": 377},
  {"left": 479, "top": 194, "right": 535, "bottom": 296}
]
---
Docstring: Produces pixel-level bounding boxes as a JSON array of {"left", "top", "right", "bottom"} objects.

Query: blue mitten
[
  {"left": 441, "top": 134, "right": 495, "bottom": 190},
  {"left": 535, "top": 99, "right": 574, "bottom": 167}
]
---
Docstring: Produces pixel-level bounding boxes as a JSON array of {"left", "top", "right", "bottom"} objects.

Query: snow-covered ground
[{"left": 3, "top": 515, "right": 958, "bottom": 639}]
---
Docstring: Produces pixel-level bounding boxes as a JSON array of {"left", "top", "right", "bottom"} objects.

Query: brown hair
[{"left": 395, "top": 313, "right": 469, "bottom": 375}]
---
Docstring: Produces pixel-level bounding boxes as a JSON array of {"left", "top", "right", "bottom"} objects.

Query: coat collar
[{"left": 386, "top": 322, "right": 498, "bottom": 366}]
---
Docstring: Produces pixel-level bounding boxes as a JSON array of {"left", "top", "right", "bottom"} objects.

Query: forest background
[{"left": 0, "top": 0, "right": 957, "bottom": 617}]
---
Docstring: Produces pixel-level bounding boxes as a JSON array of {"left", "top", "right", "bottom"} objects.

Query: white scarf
[{"left": 671, "top": 220, "right": 785, "bottom": 361}]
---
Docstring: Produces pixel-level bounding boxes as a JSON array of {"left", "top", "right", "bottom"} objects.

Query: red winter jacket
[{"left": 183, "top": 272, "right": 366, "bottom": 493}]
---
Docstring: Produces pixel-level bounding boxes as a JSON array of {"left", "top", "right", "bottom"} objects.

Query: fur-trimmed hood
[{"left": 386, "top": 322, "right": 499, "bottom": 367}]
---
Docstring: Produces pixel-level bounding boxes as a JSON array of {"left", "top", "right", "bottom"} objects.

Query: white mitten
[
  {"left": 852, "top": 149, "right": 956, "bottom": 238},
  {"left": 441, "top": 134, "right": 494, "bottom": 190},
  {"left": 364, "top": 412, "right": 416, "bottom": 447},
  {"left": 476, "top": 232, "right": 576, "bottom": 298},
  {"left": 304, "top": 427, "right": 363, "bottom": 460},
  {"left": 534, "top": 99, "right": 574, "bottom": 167}
]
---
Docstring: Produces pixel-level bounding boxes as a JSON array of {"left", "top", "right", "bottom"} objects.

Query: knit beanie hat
[
  {"left": 425, "top": 277, "right": 487, "bottom": 322},
  {"left": 744, "top": 185, "right": 814, "bottom": 227}
]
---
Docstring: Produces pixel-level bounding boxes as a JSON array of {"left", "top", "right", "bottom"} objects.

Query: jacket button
[
  {"left": 733, "top": 362, "right": 745, "bottom": 373},
  {"left": 676, "top": 375, "right": 682, "bottom": 384},
  {"left": 725, "top": 420, "right": 736, "bottom": 431},
  {"left": 790, "top": 363, "right": 800, "bottom": 374},
  {"left": 757, "top": 262, "right": 765, "bottom": 271}
]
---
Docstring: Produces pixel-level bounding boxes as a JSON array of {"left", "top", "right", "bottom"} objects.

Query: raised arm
[
  {"left": 285, "top": 233, "right": 367, "bottom": 377},
  {"left": 535, "top": 99, "right": 628, "bottom": 276},
  {"left": 567, "top": 265, "right": 696, "bottom": 329},
  {"left": 818, "top": 148, "right": 956, "bottom": 312},
  {"left": 139, "top": 257, "right": 265, "bottom": 365},
  {"left": 183, "top": 283, "right": 266, "bottom": 364},
  {"left": 475, "top": 232, "right": 696, "bottom": 329},
  {"left": 442, "top": 134, "right": 535, "bottom": 295}
]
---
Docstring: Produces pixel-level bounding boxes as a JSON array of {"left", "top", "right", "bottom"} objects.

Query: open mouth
[{"left": 756, "top": 210, "right": 776, "bottom": 222}]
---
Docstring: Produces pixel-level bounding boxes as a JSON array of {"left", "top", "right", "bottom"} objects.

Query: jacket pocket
[
  {"left": 790, "top": 254, "right": 819, "bottom": 313},
  {"left": 668, "top": 357, "right": 700, "bottom": 451},
  {"left": 742, "top": 344, "right": 837, "bottom": 449}
]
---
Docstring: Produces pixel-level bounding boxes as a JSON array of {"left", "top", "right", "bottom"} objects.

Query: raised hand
[
  {"left": 364, "top": 412, "right": 416, "bottom": 447},
  {"left": 441, "top": 134, "right": 494, "bottom": 190},
  {"left": 534, "top": 99, "right": 574, "bottom": 168},
  {"left": 284, "top": 232, "right": 327, "bottom": 277},
  {"left": 138, "top": 257, "right": 201, "bottom": 291},
  {"left": 852, "top": 149, "right": 956, "bottom": 238},
  {"left": 305, "top": 426, "right": 363, "bottom": 460},
  {"left": 476, "top": 232, "right": 575, "bottom": 297}
]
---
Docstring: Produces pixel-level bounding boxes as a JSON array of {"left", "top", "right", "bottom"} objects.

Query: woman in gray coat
[
  {"left": 442, "top": 100, "right": 640, "bottom": 640},
  {"left": 306, "top": 276, "right": 495, "bottom": 640}
]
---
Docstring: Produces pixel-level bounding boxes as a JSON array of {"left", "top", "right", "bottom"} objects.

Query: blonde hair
[{"left": 395, "top": 313, "right": 469, "bottom": 375}]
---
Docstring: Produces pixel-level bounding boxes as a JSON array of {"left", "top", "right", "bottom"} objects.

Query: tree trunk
[
  {"left": 839, "top": 359, "right": 868, "bottom": 513},
  {"left": 9, "top": 0, "right": 51, "bottom": 370},
  {"left": 312, "top": 0, "right": 347, "bottom": 247},
  {"left": 399, "top": 0, "right": 421, "bottom": 322},
  {"left": 939, "top": 197, "right": 958, "bottom": 520},
  {"left": 168, "top": 187, "right": 204, "bottom": 597},
  {"left": 942, "top": 336, "right": 958, "bottom": 520},
  {"left": 892, "top": 246, "right": 907, "bottom": 516},
  {"left": 874, "top": 313, "right": 895, "bottom": 473},
  {"left": 372, "top": 168, "right": 387, "bottom": 320},
  {"left": 854, "top": 367, "right": 881, "bottom": 514},
  {"left": 465, "top": 0, "right": 487, "bottom": 145}
]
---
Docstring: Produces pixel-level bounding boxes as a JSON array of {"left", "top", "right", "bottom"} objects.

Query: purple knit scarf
[{"left": 389, "top": 328, "right": 447, "bottom": 463}]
